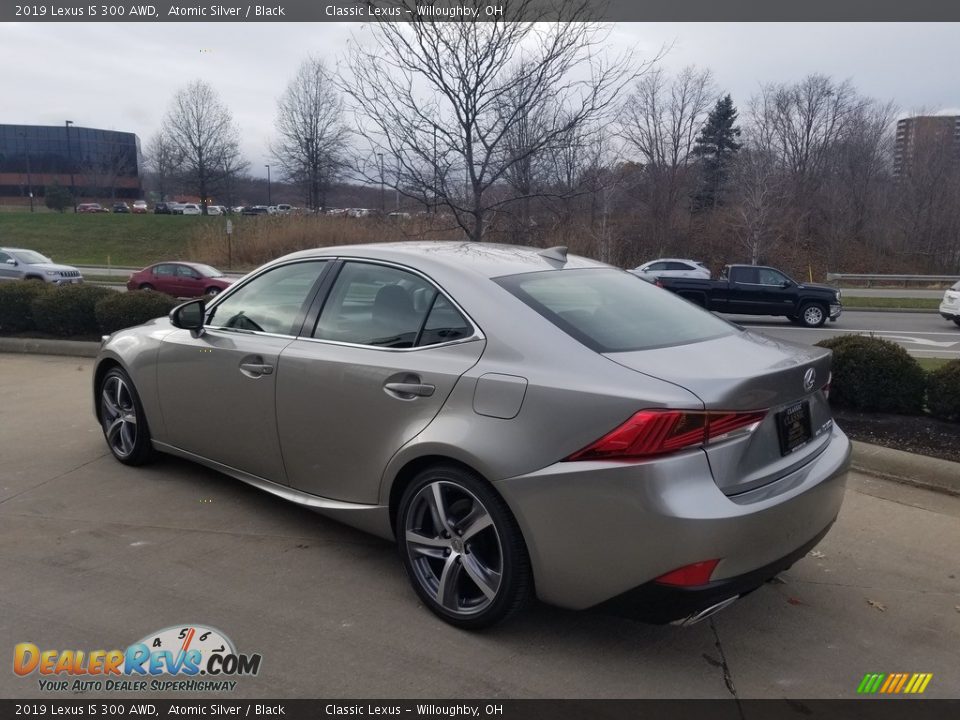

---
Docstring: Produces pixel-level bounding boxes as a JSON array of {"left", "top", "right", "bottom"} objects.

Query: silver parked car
[
  {"left": 631, "top": 258, "right": 711, "bottom": 282},
  {"left": 93, "top": 242, "right": 850, "bottom": 628},
  {"left": 0, "top": 247, "right": 84, "bottom": 284}
]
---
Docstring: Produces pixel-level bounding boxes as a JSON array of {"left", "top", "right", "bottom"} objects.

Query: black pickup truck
[{"left": 656, "top": 264, "right": 842, "bottom": 327}]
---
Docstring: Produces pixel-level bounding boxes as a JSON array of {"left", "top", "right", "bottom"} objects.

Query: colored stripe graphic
[{"left": 858, "top": 672, "right": 932, "bottom": 694}]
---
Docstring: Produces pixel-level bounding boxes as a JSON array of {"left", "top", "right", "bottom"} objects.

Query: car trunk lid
[{"left": 605, "top": 329, "right": 835, "bottom": 495}]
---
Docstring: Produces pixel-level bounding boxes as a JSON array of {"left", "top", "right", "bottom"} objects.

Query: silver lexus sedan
[{"left": 93, "top": 242, "right": 850, "bottom": 629}]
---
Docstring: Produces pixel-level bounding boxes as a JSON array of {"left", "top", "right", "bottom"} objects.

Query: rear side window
[
  {"left": 313, "top": 262, "right": 473, "bottom": 349},
  {"left": 495, "top": 269, "right": 734, "bottom": 353}
]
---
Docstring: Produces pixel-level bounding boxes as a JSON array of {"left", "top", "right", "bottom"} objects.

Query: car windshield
[
  {"left": 12, "top": 250, "right": 52, "bottom": 264},
  {"left": 192, "top": 264, "right": 223, "bottom": 278},
  {"left": 495, "top": 268, "right": 735, "bottom": 352}
]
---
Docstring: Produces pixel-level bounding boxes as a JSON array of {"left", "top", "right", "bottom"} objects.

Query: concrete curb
[
  {"left": 851, "top": 440, "right": 960, "bottom": 496},
  {"left": 843, "top": 307, "right": 937, "bottom": 314},
  {"left": 0, "top": 337, "right": 99, "bottom": 358}
]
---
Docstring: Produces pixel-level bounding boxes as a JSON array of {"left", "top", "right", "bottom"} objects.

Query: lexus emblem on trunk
[{"left": 803, "top": 368, "right": 817, "bottom": 392}]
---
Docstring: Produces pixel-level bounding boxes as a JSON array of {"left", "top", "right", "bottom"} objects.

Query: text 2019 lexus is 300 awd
[{"left": 94, "top": 242, "right": 850, "bottom": 628}]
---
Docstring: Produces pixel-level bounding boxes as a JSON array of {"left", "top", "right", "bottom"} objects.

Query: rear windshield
[{"left": 495, "top": 268, "right": 734, "bottom": 353}]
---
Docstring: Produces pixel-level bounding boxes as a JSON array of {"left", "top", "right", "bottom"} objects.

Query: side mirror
[
  {"left": 5, "top": 258, "right": 16, "bottom": 266},
  {"left": 781, "top": 280, "right": 792, "bottom": 288},
  {"left": 170, "top": 298, "right": 206, "bottom": 336}
]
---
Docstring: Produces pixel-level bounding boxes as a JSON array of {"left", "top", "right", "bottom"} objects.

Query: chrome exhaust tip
[{"left": 671, "top": 595, "right": 739, "bottom": 627}]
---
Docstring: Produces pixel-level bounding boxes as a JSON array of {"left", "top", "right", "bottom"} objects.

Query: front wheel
[
  {"left": 98, "top": 367, "right": 154, "bottom": 466},
  {"left": 397, "top": 465, "right": 532, "bottom": 629},
  {"left": 799, "top": 302, "right": 827, "bottom": 328},
  {"left": 205, "top": 287, "right": 221, "bottom": 297}
]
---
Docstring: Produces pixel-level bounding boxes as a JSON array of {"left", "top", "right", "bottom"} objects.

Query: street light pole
[
  {"left": 18, "top": 132, "right": 34, "bottom": 213},
  {"left": 65, "top": 120, "right": 76, "bottom": 212},
  {"left": 265, "top": 164, "right": 271, "bottom": 205}
]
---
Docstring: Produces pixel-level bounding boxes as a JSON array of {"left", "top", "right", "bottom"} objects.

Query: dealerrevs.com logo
[{"left": 14, "top": 625, "right": 262, "bottom": 693}]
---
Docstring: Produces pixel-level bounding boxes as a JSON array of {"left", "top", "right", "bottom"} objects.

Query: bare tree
[
  {"left": 728, "top": 147, "right": 783, "bottom": 265},
  {"left": 620, "top": 66, "right": 715, "bottom": 250},
  {"left": 162, "top": 80, "right": 246, "bottom": 213},
  {"left": 273, "top": 57, "right": 348, "bottom": 211},
  {"left": 340, "top": 0, "right": 642, "bottom": 241},
  {"left": 144, "top": 132, "right": 183, "bottom": 201}
]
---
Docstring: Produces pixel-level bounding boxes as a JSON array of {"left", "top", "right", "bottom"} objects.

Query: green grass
[
  {"left": 843, "top": 296, "right": 941, "bottom": 310},
  {"left": 0, "top": 211, "right": 227, "bottom": 266},
  {"left": 916, "top": 357, "right": 952, "bottom": 372}
]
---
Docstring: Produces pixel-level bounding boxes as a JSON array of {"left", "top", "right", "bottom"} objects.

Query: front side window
[
  {"left": 207, "top": 261, "right": 327, "bottom": 336},
  {"left": 313, "top": 262, "right": 471, "bottom": 349},
  {"left": 176, "top": 265, "right": 199, "bottom": 279},
  {"left": 496, "top": 269, "right": 733, "bottom": 353},
  {"left": 758, "top": 268, "right": 789, "bottom": 286},
  {"left": 154, "top": 264, "right": 176, "bottom": 277}
]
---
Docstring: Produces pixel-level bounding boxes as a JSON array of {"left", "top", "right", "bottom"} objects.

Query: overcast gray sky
[{"left": 2, "top": 22, "right": 958, "bottom": 176}]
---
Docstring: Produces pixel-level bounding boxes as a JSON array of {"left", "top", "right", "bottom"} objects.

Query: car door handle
[
  {"left": 239, "top": 361, "right": 274, "bottom": 377},
  {"left": 384, "top": 382, "right": 435, "bottom": 398}
]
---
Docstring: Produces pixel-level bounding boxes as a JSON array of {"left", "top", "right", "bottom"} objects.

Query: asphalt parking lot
[{"left": 1, "top": 353, "right": 958, "bottom": 699}]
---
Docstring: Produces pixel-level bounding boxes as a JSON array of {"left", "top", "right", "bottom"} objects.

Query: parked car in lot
[
  {"left": 126, "top": 262, "right": 233, "bottom": 297},
  {"left": 631, "top": 258, "right": 711, "bottom": 282},
  {"left": 940, "top": 281, "right": 960, "bottom": 327},
  {"left": 154, "top": 202, "right": 174, "bottom": 215},
  {"left": 95, "top": 242, "right": 850, "bottom": 629},
  {"left": 77, "top": 203, "right": 109, "bottom": 213},
  {"left": 180, "top": 203, "right": 202, "bottom": 216},
  {"left": 112, "top": 202, "right": 130, "bottom": 214},
  {"left": 0, "top": 247, "right": 84, "bottom": 284},
  {"left": 657, "top": 264, "right": 843, "bottom": 327},
  {"left": 132, "top": 200, "right": 149, "bottom": 214},
  {"left": 241, "top": 205, "right": 269, "bottom": 216}
]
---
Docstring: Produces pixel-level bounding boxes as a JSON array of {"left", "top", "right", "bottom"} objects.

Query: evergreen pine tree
[{"left": 693, "top": 94, "right": 742, "bottom": 208}]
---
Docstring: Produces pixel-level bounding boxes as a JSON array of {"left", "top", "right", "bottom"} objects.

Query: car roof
[
  {"left": 278, "top": 241, "right": 609, "bottom": 281},
  {"left": 643, "top": 258, "right": 701, "bottom": 265},
  {"left": 148, "top": 261, "right": 206, "bottom": 269},
  {"left": 0, "top": 247, "right": 37, "bottom": 253}
]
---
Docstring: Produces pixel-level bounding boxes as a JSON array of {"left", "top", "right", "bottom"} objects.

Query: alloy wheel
[
  {"left": 403, "top": 481, "right": 503, "bottom": 617},
  {"left": 100, "top": 375, "right": 138, "bottom": 459},
  {"left": 803, "top": 305, "right": 824, "bottom": 326}
]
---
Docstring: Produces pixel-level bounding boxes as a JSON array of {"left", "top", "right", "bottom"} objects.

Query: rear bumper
[
  {"left": 496, "top": 425, "right": 850, "bottom": 610},
  {"left": 598, "top": 521, "right": 833, "bottom": 623}
]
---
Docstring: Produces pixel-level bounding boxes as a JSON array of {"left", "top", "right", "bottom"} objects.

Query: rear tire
[
  {"left": 396, "top": 464, "right": 532, "bottom": 629},
  {"left": 799, "top": 302, "right": 827, "bottom": 328},
  {"left": 205, "top": 287, "right": 221, "bottom": 297},
  {"left": 954, "top": 318, "right": 960, "bottom": 328},
  {"left": 97, "top": 367, "right": 154, "bottom": 466}
]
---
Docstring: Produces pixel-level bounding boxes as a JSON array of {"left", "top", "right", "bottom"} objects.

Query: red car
[{"left": 127, "top": 262, "right": 234, "bottom": 298}]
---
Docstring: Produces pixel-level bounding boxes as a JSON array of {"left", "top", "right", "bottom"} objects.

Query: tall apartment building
[{"left": 893, "top": 115, "right": 960, "bottom": 178}]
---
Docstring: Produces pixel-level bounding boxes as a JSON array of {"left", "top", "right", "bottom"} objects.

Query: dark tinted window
[
  {"left": 731, "top": 267, "right": 759, "bottom": 284},
  {"left": 314, "top": 262, "right": 471, "bottom": 349},
  {"left": 496, "top": 269, "right": 734, "bottom": 353},
  {"left": 758, "top": 268, "right": 789, "bottom": 285},
  {"left": 666, "top": 261, "right": 693, "bottom": 271},
  {"left": 154, "top": 264, "right": 175, "bottom": 277},
  {"left": 207, "top": 261, "right": 326, "bottom": 335},
  {"left": 176, "top": 265, "right": 199, "bottom": 278}
]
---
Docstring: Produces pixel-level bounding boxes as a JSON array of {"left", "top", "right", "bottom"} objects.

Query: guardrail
[{"left": 826, "top": 273, "right": 960, "bottom": 288}]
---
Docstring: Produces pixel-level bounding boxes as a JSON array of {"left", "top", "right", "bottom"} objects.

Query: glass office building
[{"left": 0, "top": 124, "right": 142, "bottom": 201}]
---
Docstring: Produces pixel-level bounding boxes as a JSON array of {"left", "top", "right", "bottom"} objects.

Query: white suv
[{"left": 940, "top": 281, "right": 960, "bottom": 327}]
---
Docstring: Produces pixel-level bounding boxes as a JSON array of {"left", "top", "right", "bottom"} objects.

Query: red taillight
[
  {"left": 565, "top": 409, "right": 767, "bottom": 461},
  {"left": 654, "top": 559, "right": 720, "bottom": 587}
]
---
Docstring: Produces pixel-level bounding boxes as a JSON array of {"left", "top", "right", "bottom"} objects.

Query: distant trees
[
  {"left": 144, "top": 132, "right": 183, "bottom": 201},
  {"left": 693, "top": 94, "right": 742, "bottom": 208},
  {"left": 161, "top": 81, "right": 247, "bottom": 213},
  {"left": 44, "top": 183, "right": 72, "bottom": 213},
  {"left": 272, "top": 57, "right": 348, "bottom": 211},
  {"left": 340, "top": 0, "right": 641, "bottom": 241}
]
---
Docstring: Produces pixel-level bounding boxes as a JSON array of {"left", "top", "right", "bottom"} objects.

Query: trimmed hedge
[
  {"left": 0, "top": 281, "right": 53, "bottom": 333},
  {"left": 30, "top": 284, "right": 116, "bottom": 337},
  {"left": 95, "top": 291, "right": 178, "bottom": 334},
  {"left": 815, "top": 335, "right": 926, "bottom": 414},
  {"left": 926, "top": 360, "right": 960, "bottom": 422}
]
